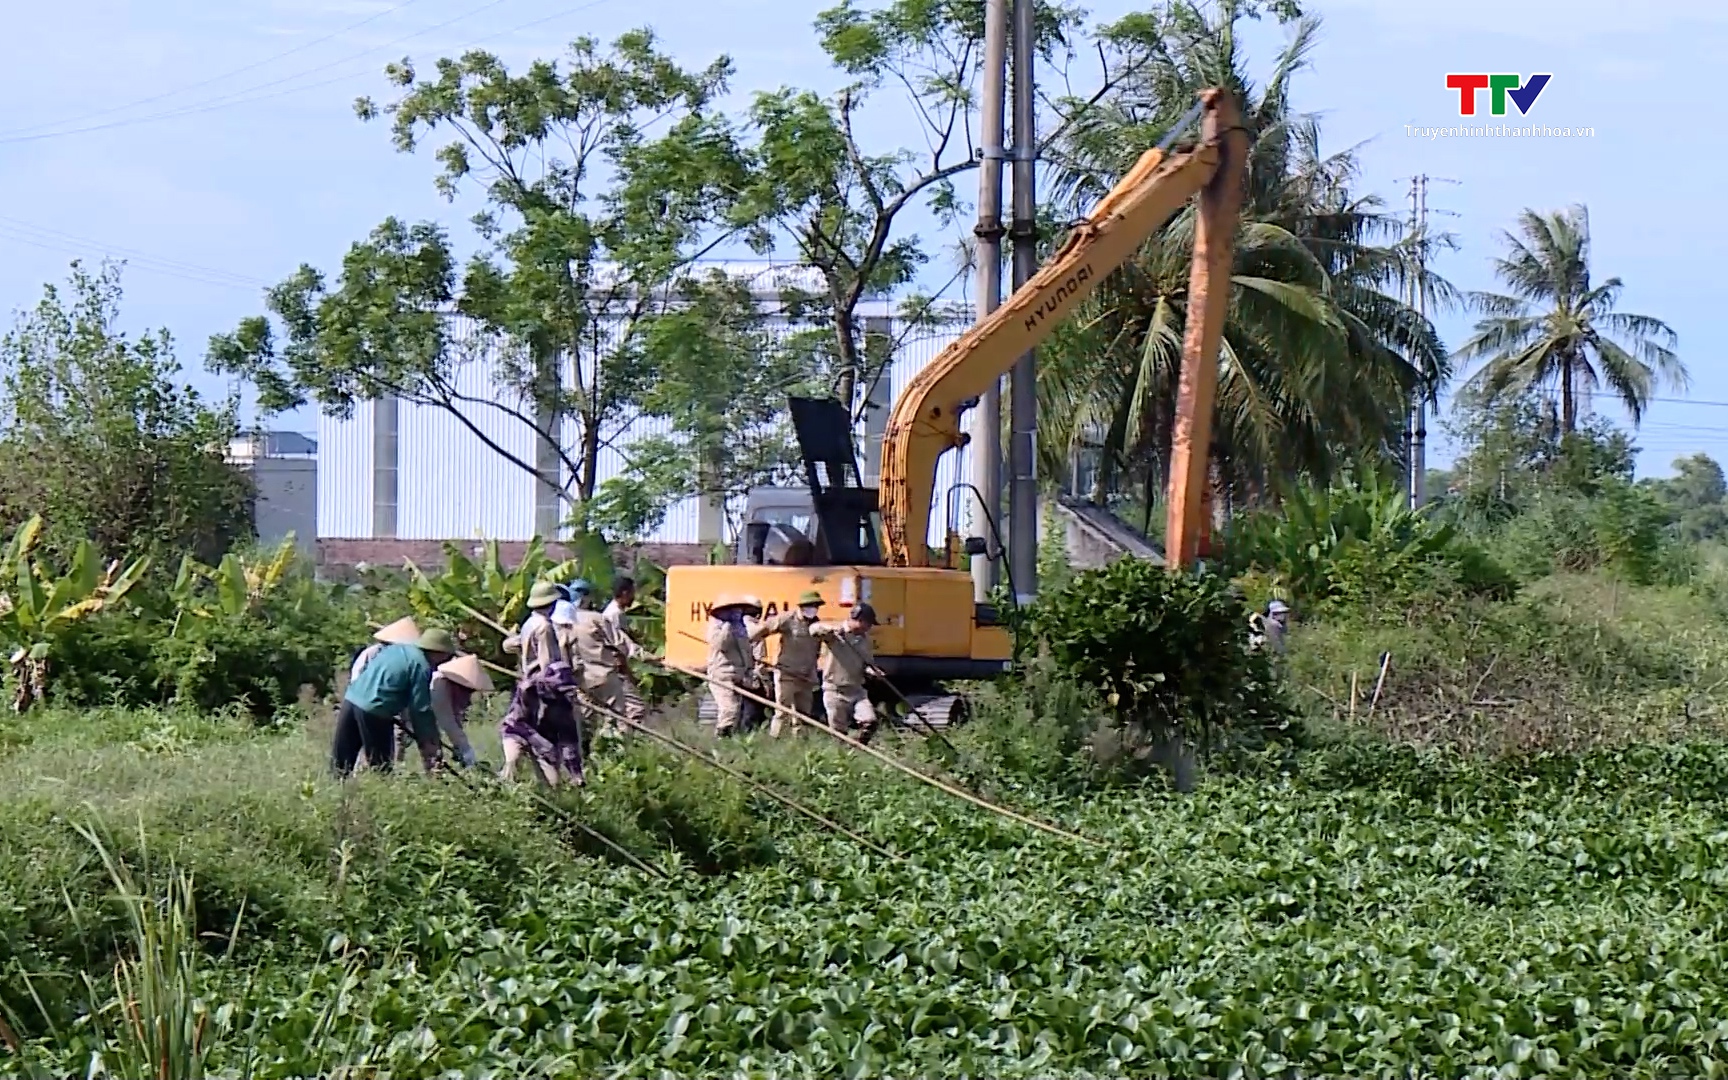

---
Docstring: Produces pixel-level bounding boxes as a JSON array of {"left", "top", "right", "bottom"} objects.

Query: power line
[
  {"left": 0, "top": 0, "right": 429, "bottom": 140},
  {"left": 0, "top": 0, "right": 549, "bottom": 145},
  {"left": 0, "top": 219, "right": 271, "bottom": 290},
  {"left": 0, "top": 215, "right": 271, "bottom": 287}
]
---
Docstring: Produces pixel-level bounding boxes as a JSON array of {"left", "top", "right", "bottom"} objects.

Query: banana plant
[
  {"left": 404, "top": 533, "right": 614, "bottom": 664},
  {"left": 1225, "top": 473, "right": 1462, "bottom": 607},
  {"left": 166, "top": 535, "right": 300, "bottom": 628},
  {"left": 0, "top": 515, "right": 149, "bottom": 711}
]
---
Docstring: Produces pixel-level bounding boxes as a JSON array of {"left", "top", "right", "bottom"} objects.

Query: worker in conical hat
[
  {"left": 706, "top": 595, "right": 759, "bottom": 737},
  {"left": 351, "top": 616, "right": 422, "bottom": 684},
  {"left": 749, "top": 589, "right": 823, "bottom": 736},
  {"left": 334, "top": 626, "right": 456, "bottom": 777},
  {"left": 375, "top": 617, "right": 420, "bottom": 644},
  {"left": 427, "top": 653, "right": 493, "bottom": 767}
]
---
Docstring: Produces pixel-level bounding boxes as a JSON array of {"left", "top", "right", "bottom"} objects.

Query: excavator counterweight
[{"left": 663, "top": 88, "right": 1250, "bottom": 728}]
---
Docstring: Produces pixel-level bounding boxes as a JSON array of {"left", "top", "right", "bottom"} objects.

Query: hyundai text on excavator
[{"left": 665, "top": 89, "right": 1250, "bottom": 729}]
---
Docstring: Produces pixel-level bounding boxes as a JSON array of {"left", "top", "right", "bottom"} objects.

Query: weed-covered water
[{"left": 5, "top": 704, "right": 1728, "bottom": 1077}]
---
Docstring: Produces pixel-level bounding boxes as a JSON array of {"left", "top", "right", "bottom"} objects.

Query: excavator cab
[{"left": 735, "top": 396, "right": 987, "bottom": 572}]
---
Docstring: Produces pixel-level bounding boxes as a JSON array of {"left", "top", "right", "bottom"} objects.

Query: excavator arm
[{"left": 879, "top": 88, "right": 1249, "bottom": 569}]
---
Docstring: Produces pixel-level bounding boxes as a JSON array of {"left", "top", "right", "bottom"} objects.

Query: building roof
[{"left": 228, "top": 431, "right": 318, "bottom": 461}]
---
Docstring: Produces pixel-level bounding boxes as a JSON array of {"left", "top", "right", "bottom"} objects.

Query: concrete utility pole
[
  {"left": 1404, "top": 173, "right": 1456, "bottom": 508},
  {"left": 968, "top": 0, "right": 1008, "bottom": 602},
  {"left": 1006, "top": 0, "right": 1038, "bottom": 603}
]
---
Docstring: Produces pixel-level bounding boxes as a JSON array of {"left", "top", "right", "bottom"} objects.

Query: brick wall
[{"left": 316, "top": 538, "right": 714, "bottom": 577}]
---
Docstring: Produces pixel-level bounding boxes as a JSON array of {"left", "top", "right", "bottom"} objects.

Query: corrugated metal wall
[
  {"left": 315, "top": 401, "right": 373, "bottom": 539},
  {"left": 398, "top": 316, "right": 538, "bottom": 540},
  {"left": 317, "top": 302, "right": 976, "bottom": 547}
]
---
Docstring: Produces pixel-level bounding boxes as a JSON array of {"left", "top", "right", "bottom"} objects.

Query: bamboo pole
[
  {"left": 466, "top": 652, "right": 901, "bottom": 861},
  {"left": 681, "top": 627, "right": 963, "bottom": 757},
  {"left": 659, "top": 658, "right": 1101, "bottom": 847},
  {"left": 573, "top": 687, "right": 904, "bottom": 863},
  {"left": 426, "top": 603, "right": 1097, "bottom": 845},
  {"left": 382, "top": 713, "right": 668, "bottom": 879}
]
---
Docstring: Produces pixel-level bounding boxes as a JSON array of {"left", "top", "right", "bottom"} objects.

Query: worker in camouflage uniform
[
  {"left": 571, "top": 595, "right": 642, "bottom": 746},
  {"left": 505, "top": 581, "right": 565, "bottom": 677},
  {"left": 812, "top": 602, "right": 882, "bottom": 742},
  {"left": 601, "top": 576, "right": 648, "bottom": 725},
  {"left": 748, "top": 589, "right": 823, "bottom": 736},
  {"left": 706, "top": 594, "right": 760, "bottom": 737}
]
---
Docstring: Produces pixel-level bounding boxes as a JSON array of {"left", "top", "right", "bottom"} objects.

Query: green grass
[{"left": 1285, "top": 571, "right": 1728, "bottom": 754}]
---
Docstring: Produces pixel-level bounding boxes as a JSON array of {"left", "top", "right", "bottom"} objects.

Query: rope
[
  {"left": 421, "top": 601, "right": 1100, "bottom": 845},
  {"left": 376, "top": 701, "right": 668, "bottom": 879},
  {"left": 570, "top": 684, "right": 904, "bottom": 863},
  {"left": 657, "top": 657, "right": 1101, "bottom": 848}
]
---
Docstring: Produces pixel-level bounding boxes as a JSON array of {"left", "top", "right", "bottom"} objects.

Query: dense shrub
[
  {"left": 1227, "top": 473, "right": 1516, "bottom": 612},
  {"left": 1490, "top": 479, "right": 1684, "bottom": 585},
  {"left": 40, "top": 552, "right": 365, "bottom": 719},
  {"left": 1022, "top": 558, "right": 1292, "bottom": 752}
]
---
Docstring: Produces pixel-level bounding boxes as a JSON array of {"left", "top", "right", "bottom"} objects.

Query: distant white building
[
  {"left": 313, "top": 261, "right": 982, "bottom": 551},
  {"left": 227, "top": 431, "right": 318, "bottom": 556}
]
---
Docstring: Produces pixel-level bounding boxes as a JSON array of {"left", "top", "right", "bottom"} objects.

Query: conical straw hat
[
  {"left": 713, "top": 594, "right": 762, "bottom": 614},
  {"left": 437, "top": 653, "right": 494, "bottom": 693},
  {"left": 373, "top": 616, "right": 421, "bottom": 645}
]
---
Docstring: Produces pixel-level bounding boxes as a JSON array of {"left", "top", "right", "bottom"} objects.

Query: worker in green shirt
[{"left": 333, "top": 627, "right": 457, "bottom": 776}]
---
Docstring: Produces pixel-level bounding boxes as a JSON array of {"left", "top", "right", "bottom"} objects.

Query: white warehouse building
[{"left": 314, "top": 262, "right": 984, "bottom": 558}]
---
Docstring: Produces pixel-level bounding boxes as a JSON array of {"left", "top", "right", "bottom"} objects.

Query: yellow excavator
[{"left": 664, "top": 89, "right": 1250, "bottom": 728}]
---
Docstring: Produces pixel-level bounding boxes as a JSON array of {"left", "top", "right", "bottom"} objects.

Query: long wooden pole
[
  {"left": 661, "top": 658, "right": 1100, "bottom": 847},
  {"left": 465, "top": 651, "right": 900, "bottom": 861},
  {"left": 381, "top": 711, "right": 668, "bottom": 879},
  {"left": 432, "top": 602, "right": 1098, "bottom": 845},
  {"left": 675, "top": 627, "right": 962, "bottom": 756},
  {"left": 574, "top": 688, "right": 905, "bottom": 863},
  {"left": 1163, "top": 88, "right": 1249, "bottom": 568}
]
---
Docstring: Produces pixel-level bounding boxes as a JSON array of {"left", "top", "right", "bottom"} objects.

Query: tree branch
[{"left": 838, "top": 89, "right": 884, "bottom": 213}]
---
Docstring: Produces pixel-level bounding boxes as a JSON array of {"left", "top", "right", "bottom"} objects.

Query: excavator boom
[{"left": 880, "top": 88, "right": 1248, "bottom": 569}]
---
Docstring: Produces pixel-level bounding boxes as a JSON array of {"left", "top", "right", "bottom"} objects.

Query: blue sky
[{"left": 1, "top": 0, "right": 1720, "bottom": 477}]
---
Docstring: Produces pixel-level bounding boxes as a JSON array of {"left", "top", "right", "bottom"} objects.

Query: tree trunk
[
  {"left": 833, "top": 309, "right": 860, "bottom": 413},
  {"left": 578, "top": 411, "right": 600, "bottom": 502},
  {"left": 1559, "top": 356, "right": 1576, "bottom": 434}
]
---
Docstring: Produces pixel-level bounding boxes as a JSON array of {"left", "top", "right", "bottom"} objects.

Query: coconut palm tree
[
  {"left": 1454, "top": 204, "right": 1683, "bottom": 434},
  {"left": 1038, "top": 0, "right": 1453, "bottom": 516}
]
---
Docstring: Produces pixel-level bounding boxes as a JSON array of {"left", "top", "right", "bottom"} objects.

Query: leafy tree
[
  {"left": 1661, "top": 452, "right": 1727, "bottom": 507},
  {"left": 1441, "top": 390, "right": 1637, "bottom": 524},
  {"left": 0, "top": 261, "right": 254, "bottom": 563},
  {"left": 591, "top": 273, "right": 822, "bottom": 538},
  {"left": 1455, "top": 204, "right": 1684, "bottom": 434},
  {"left": 1643, "top": 453, "right": 1728, "bottom": 542},
  {"left": 730, "top": 0, "right": 1117, "bottom": 416},
  {"left": 211, "top": 31, "right": 750, "bottom": 516},
  {"left": 1038, "top": 0, "right": 1450, "bottom": 512}
]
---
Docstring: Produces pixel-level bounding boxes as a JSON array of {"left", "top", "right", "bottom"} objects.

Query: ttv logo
[{"left": 1445, "top": 74, "right": 1550, "bottom": 116}]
